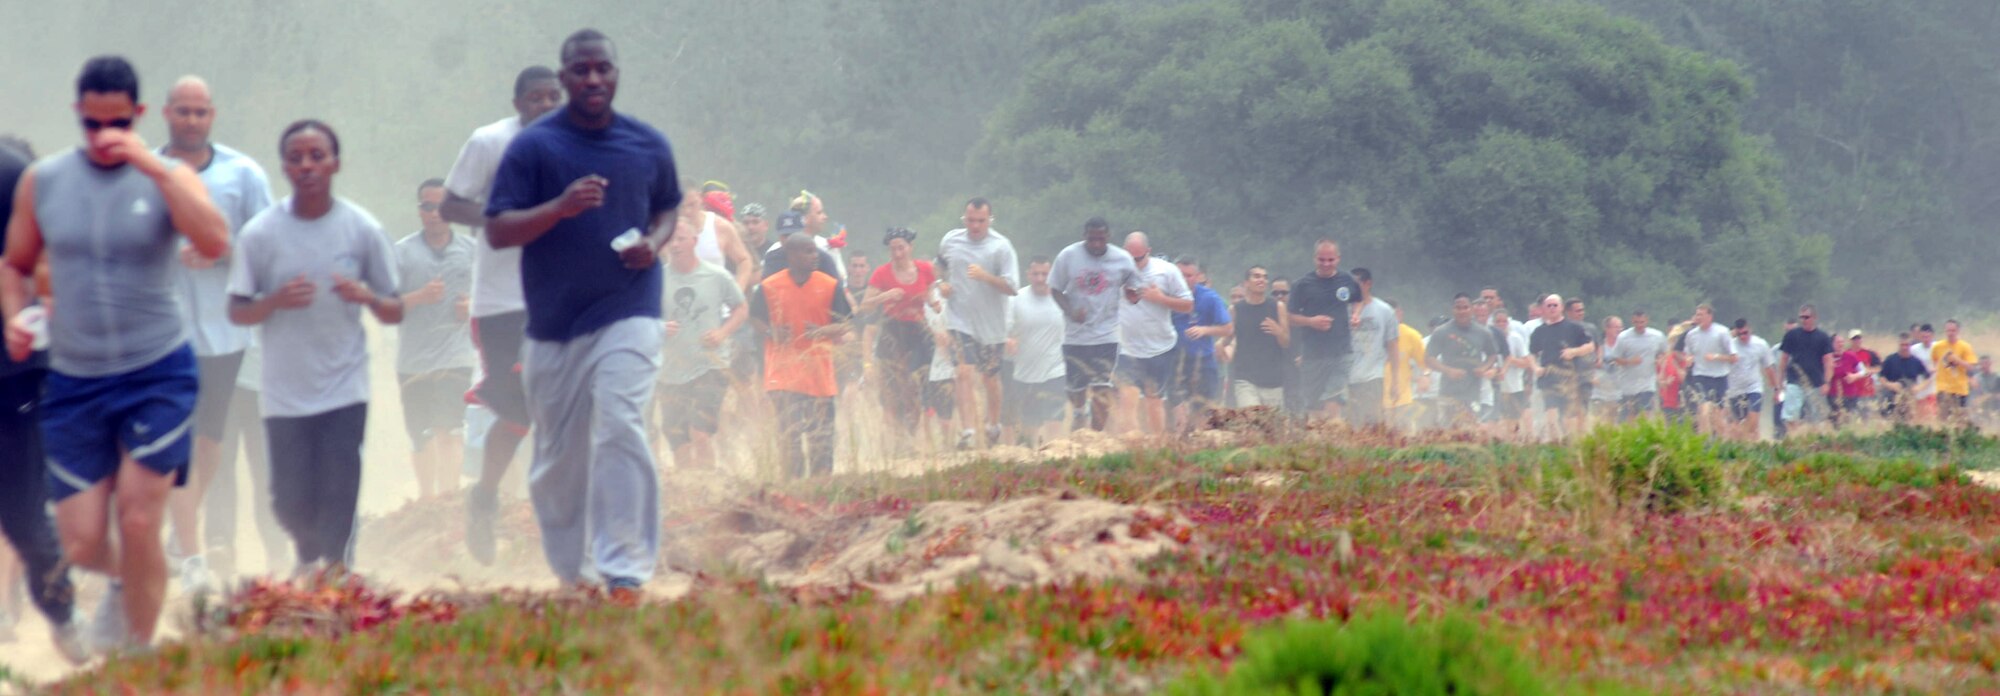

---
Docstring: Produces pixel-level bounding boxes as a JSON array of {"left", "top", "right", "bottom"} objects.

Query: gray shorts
[{"left": 1289, "top": 354, "right": 1351, "bottom": 415}]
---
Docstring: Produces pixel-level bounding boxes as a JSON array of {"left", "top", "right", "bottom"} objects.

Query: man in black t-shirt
[
  {"left": 1529, "top": 294, "right": 1594, "bottom": 439},
  {"left": 1427, "top": 294, "right": 1497, "bottom": 427},
  {"left": 0, "top": 137, "right": 84, "bottom": 661},
  {"left": 1877, "top": 332, "right": 1931, "bottom": 422},
  {"left": 1777, "top": 303, "right": 1835, "bottom": 431},
  {"left": 1285, "top": 239, "right": 1362, "bottom": 420}
]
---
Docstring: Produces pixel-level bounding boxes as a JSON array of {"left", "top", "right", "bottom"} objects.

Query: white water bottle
[{"left": 17, "top": 305, "right": 48, "bottom": 351}]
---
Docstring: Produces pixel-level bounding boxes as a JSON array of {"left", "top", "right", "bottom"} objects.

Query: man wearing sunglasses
[
  {"left": 394, "top": 178, "right": 476, "bottom": 502},
  {"left": 156, "top": 75, "right": 275, "bottom": 591},
  {"left": 2, "top": 55, "right": 229, "bottom": 655},
  {"left": 1776, "top": 303, "right": 1835, "bottom": 435}
]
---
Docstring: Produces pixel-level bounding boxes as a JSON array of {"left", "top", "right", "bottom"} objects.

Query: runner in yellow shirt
[
  {"left": 1931, "top": 319, "right": 1977, "bottom": 423},
  {"left": 1385, "top": 300, "right": 1427, "bottom": 429}
]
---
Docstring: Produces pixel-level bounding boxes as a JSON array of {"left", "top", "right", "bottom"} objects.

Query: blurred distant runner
[
  {"left": 937, "top": 198, "right": 1019, "bottom": 447},
  {"left": 228, "top": 120, "right": 403, "bottom": 575},
  {"left": 1776, "top": 304, "right": 1834, "bottom": 434},
  {"left": 157, "top": 75, "right": 274, "bottom": 594},
  {"left": 485, "top": 30, "right": 681, "bottom": 595},
  {"left": 1049, "top": 217, "right": 1138, "bottom": 432},
  {"left": 683, "top": 184, "right": 754, "bottom": 289},
  {"left": 440, "top": 64, "right": 562, "bottom": 565},
  {"left": 1345, "top": 268, "right": 1396, "bottom": 427},
  {"left": 1724, "top": 318, "right": 1776, "bottom": 440},
  {"left": 1427, "top": 294, "right": 1496, "bottom": 427},
  {"left": 1170, "top": 256, "right": 1230, "bottom": 432},
  {"left": 1227, "top": 265, "right": 1289, "bottom": 410},
  {"left": 1607, "top": 311, "right": 1666, "bottom": 421},
  {"left": 657, "top": 205, "right": 747, "bottom": 471},
  {"left": 753, "top": 234, "right": 852, "bottom": 477},
  {"left": 4, "top": 56, "right": 229, "bottom": 655},
  {"left": 1932, "top": 320, "right": 1977, "bottom": 425},
  {"left": 1528, "top": 295, "right": 1594, "bottom": 439},
  {"left": 857, "top": 227, "right": 935, "bottom": 441},
  {"left": 1681, "top": 304, "right": 1735, "bottom": 436},
  {"left": 394, "top": 178, "right": 476, "bottom": 499},
  {"left": 0, "top": 135, "right": 83, "bottom": 662},
  {"left": 1005, "top": 255, "right": 1068, "bottom": 445},
  {"left": 1286, "top": 240, "right": 1362, "bottom": 421}
]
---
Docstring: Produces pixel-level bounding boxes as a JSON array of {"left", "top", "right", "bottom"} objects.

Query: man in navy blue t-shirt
[{"left": 485, "top": 29, "right": 681, "bottom": 595}]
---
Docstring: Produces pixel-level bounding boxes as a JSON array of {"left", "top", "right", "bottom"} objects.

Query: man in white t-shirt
[
  {"left": 1607, "top": 311, "right": 1667, "bottom": 421},
  {"left": 1724, "top": 318, "right": 1777, "bottom": 440},
  {"left": 437, "top": 66, "right": 562, "bottom": 566},
  {"left": 936, "top": 198, "right": 1019, "bottom": 448},
  {"left": 1681, "top": 304, "right": 1737, "bottom": 436},
  {"left": 1114, "top": 232, "right": 1193, "bottom": 435},
  {"left": 1345, "top": 268, "right": 1397, "bottom": 427},
  {"left": 1912, "top": 323, "right": 1940, "bottom": 422}
]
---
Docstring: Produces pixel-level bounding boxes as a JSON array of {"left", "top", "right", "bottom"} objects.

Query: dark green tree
[{"left": 978, "top": 0, "right": 1825, "bottom": 322}]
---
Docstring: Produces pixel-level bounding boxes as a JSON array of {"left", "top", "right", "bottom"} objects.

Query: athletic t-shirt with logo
[
  {"left": 660, "top": 261, "right": 744, "bottom": 384},
  {"left": 1288, "top": 271, "right": 1361, "bottom": 359},
  {"left": 32, "top": 150, "right": 188, "bottom": 377},
  {"left": 1047, "top": 242, "right": 1139, "bottom": 346}
]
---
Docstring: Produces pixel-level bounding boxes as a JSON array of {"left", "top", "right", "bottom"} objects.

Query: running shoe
[
  {"left": 87, "top": 582, "right": 128, "bottom": 656},
  {"left": 179, "top": 554, "right": 217, "bottom": 595},
  {"left": 51, "top": 619, "right": 89, "bottom": 665}
]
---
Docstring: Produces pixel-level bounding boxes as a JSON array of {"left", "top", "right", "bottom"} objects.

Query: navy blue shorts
[
  {"left": 1116, "top": 348, "right": 1182, "bottom": 398},
  {"left": 1688, "top": 375, "right": 1728, "bottom": 406},
  {"left": 1729, "top": 392, "right": 1763, "bottom": 421},
  {"left": 43, "top": 345, "right": 199, "bottom": 500}
]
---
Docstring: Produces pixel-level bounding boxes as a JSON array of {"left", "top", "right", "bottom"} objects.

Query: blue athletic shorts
[{"left": 43, "top": 345, "right": 199, "bottom": 500}]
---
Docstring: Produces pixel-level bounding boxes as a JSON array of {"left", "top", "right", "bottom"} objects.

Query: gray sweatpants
[{"left": 522, "top": 317, "right": 663, "bottom": 586}]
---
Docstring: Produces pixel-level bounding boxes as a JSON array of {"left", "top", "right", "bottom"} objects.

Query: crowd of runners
[{"left": 1, "top": 29, "right": 1994, "bottom": 661}]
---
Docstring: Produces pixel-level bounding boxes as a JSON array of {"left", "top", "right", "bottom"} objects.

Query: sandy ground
[{"left": 0, "top": 325, "right": 1193, "bottom": 686}]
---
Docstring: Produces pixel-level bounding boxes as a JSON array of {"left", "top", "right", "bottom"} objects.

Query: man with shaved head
[
  {"left": 1114, "top": 231, "right": 1192, "bottom": 434},
  {"left": 158, "top": 75, "right": 275, "bottom": 590}
]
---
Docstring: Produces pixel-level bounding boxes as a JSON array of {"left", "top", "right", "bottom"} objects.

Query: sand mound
[{"left": 672, "top": 493, "right": 1192, "bottom": 600}]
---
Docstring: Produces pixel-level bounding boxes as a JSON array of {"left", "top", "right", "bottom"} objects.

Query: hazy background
[{"left": 7, "top": 0, "right": 1998, "bottom": 325}]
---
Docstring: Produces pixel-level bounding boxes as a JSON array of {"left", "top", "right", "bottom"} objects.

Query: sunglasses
[
  {"left": 1273, "top": 290, "right": 1290, "bottom": 296},
  {"left": 82, "top": 117, "right": 134, "bottom": 131},
  {"left": 419, "top": 203, "right": 441, "bottom": 212},
  {"left": 1799, "top": 314, "right": 1813, "bottom": 320}
]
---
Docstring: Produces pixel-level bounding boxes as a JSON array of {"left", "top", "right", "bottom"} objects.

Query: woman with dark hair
[
  {"left": 227, "top": 120, "right": 402, "bottom": 574},
  {"left": 858, "top": 227, "right": 935, "bottom": 439}
]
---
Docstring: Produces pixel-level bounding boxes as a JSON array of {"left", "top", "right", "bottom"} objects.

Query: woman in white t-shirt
[{"left": 227, "top": 121, "right": 402, "bottom": 574}]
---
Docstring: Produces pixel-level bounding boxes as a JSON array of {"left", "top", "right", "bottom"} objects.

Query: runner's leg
[{"left": 583, "top": 318, "right": 662, "bottom": 585}]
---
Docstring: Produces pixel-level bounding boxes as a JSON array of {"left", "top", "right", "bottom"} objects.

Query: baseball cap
[
  {"left": 1847, "top": 329, "right": 1863, "bottom": 340},
  {"left": 776, "top": 211, "right": 806, "bottom": 235}
]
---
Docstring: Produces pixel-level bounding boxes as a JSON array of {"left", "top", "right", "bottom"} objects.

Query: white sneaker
[
  {"left": 51, "top": 619, "right": 89, "bottom": 665},
  {"left": 180, "top": 554, "right": 218, "bottom": 595},
  {"left": 87, "top": 583, "right": 129, "bottom": 656}
]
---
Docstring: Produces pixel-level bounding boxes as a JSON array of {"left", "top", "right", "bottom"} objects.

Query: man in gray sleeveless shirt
[
  {"left": 1, "top": 56, "right": 228, "bottom": 655},
  {"left": 157, "top": 75, "right": 274, "bottom": 592}
]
